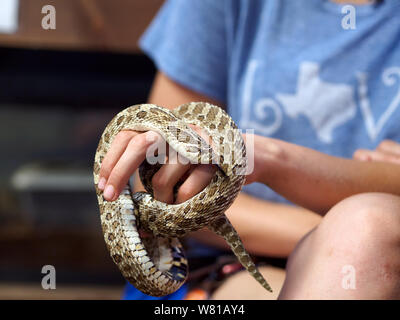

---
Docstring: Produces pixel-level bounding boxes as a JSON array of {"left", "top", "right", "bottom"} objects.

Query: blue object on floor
[{"left": 123, "top": 282, "right": 188, "bottom": 300}]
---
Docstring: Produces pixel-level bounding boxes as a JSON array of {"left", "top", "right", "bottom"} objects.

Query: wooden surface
[
  {"left": 0, "top": 224, "right": 117, "bottom": 271},
  {"left": 0, "top": 224, "right": 125, "bottom": 286},
  {"left": 0, "top": 0, "right": 164, "bottom": 53},
  {"left": 0, "top": 225, "right": 126, "bottom": 299},
  {"left": 0, "top": 283, "right": 123, "bottom": 300}
]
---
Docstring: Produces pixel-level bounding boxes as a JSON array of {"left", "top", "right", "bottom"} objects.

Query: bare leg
[
  {"left": 279, "top": 193, "right": 400, "bottom": 299},
  {"left": 211, "top": 266, "right": 285, "bottom": 300}
]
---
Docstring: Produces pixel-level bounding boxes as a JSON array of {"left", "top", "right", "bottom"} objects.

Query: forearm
[
  {"left": 135, "top": 163, "right": 321, "bottom": 257},
  {"left": 134, "top": 159, "right": 321, "bottom": 258},
  {"left": 255, "top": 136, "right": 400, "bottom": 214},
  {"left": 190, "top": 192, "right": 321, "bottom": 257}
]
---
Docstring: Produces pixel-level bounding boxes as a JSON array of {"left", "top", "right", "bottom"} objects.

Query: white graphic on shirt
[
  {"left": 254, "top": 98, "right": 283, "bottom": 135},
  {"left": 276, "top": 62, "right": 357, "bottom": 143},
  {"left": 241, "top": 60, "right": 283, "bottom": 135},
  {"left": 241, "top": 60, "right": 400, "bottom": 143},
  {"left": 357, "top": 67, "right": 400, "bottom": 141}
]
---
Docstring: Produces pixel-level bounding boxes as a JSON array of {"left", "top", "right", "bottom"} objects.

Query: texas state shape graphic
[{"left": 276, "top": 62, "right": 357, "bottom": 143}]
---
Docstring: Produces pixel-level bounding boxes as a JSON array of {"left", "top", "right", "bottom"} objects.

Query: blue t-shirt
[
  {"left": 125, "top": 0, "right": 400, "bottom": 300},
  {"left": 139, "top": 0, "right": 400, "bottom": 203}
]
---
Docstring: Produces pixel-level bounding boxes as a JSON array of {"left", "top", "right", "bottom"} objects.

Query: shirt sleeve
[{"left": 139, "top": 0, "right": 228, "bottom": 104}]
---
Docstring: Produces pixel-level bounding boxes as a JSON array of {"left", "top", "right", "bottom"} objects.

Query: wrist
[{"left": 245, "top": 134, "right": 286, "bottom": 185}]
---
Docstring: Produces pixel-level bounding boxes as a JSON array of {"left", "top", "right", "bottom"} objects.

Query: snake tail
[{"left": 209, "top": 215, "right": 273, "bottom": 292}]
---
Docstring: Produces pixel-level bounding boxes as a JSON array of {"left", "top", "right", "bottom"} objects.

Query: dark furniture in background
[{"left": 0, "top": 0, "right": 162, "bottom": 298}]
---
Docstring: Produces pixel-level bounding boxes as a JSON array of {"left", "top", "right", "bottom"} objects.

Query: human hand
[
  {"left": 353, "top": 140, "right": 400, "bottom": 165},
  {"left": 98, "top": 129, "right": 217, "bottom": 203}
]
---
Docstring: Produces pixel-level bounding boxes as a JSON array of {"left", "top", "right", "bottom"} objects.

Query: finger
[
  {"left": 354, "top": 149, "right": 400, "bottom": 165},
  {"left": 98, "top": 130, "right": 138, "bottom": 190},
  {"left": 353, "top": 149, "right": 371, "bottom": 161},
  {"left": 175, "top": 164, "right": 217, "bottom": 204},
  {"left": 377, "top": 140, "right": 400, "bottom": 156},
  {"left": 104, "top": 131, "right": 160, "bottom": 201},
  {"left": 152, "top": 161, "right": 192, "bottom": 204},
  {"left": 188, "top": 124, "right": 213, "bottom": 146}
]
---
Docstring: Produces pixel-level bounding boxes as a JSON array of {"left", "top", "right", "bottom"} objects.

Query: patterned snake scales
[{"left": 94, "top": 102, "right": 272, "bottom": 296}]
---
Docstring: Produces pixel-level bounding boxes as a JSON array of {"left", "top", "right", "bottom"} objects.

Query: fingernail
[
  {"left": 98, "top": 177, "right": 106, "bottom": 190},
  {"left": 104, "top": 185, "right": 115, "bottom": 200},
  {"left": 146, "top": 131, "right": 159, "bottom": 143}
]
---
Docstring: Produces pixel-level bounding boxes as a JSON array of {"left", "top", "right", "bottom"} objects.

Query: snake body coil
[{"left": 94, "top": 102, "right": 272, "bottom": 296}]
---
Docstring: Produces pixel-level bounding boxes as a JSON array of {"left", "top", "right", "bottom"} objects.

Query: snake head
[{"left": 131, "top": 191, "right": 148, "bottom": 204}]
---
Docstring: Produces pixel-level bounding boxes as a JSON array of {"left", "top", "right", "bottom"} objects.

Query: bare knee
[
  {"left": 280, "top": 193, "right": 400, "bottom": 299},
  {"left": 316, "top": 192, "right": 400, "bottom": 248}
]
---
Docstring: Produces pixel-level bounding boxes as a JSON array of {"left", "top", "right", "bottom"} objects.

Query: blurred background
[{"left": 0, "top": 0, "right": 163, "bottom": 299}]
